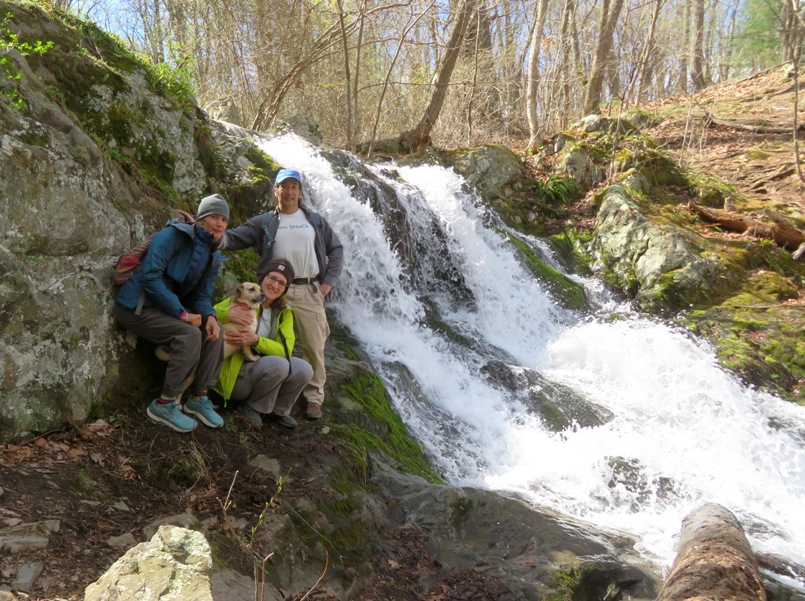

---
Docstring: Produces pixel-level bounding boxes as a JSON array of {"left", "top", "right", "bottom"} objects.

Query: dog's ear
[{"left": 231, "top": 284, "right": 243, "bottom": 299}]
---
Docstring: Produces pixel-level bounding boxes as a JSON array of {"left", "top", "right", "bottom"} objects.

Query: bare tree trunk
[
  {"left": 467, "top": 9, "right": 481, "bottom": 145},
  {"left": 368, "top": 1, "right": 434, "bottom": 157},
  {"left": 559, "top": 0, "right": 575, "bottom": 127},
  {"left": 679, "top": 0, "right": 690, "bottom": 93},
  {"left": 691, "top": 0, "right": 707, "bottom": 91},
  {"left": 719, "top": 0, "right": 740, "bottom": 81},
  {"left": 134, "top": 0, "right": 164, "bottom": 64},
  {"left": 583, "top": 0, "right": 626, "bottom": 114},
  {"left": 400, "top": 0, "right": 476, "bottom": 151},
  {"left": 352, "top": 0, "right": 367, "bottom": 147},
  {"left": 789, "top": 0, "right": 805, "bottom": 183},
  {"left": 636, "top": 0, "right": 665, "bottom": 104},
  {"left": 336, "top": 0, "right": 354, "bottom": 150},
  {"left": 526, "top": 0, "right": 551, "bottom": 151},
  {"left": 606, "top": 47, "right": 621, "bottom": 103}
]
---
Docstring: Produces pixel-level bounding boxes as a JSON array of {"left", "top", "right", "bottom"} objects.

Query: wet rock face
[
  {"left": 481, "top": 360, "right": 614, "bottom": 431},
  {"left": 375, "top": 462, "right": 660, "bottom": 601}
]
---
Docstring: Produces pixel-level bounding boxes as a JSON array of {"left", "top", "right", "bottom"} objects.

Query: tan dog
[
  {"left": 154, "top": 282, "right": 266, "bottom": 363},
  {"left": 222, "top": 282, "right": 265, "bottom": 361}
]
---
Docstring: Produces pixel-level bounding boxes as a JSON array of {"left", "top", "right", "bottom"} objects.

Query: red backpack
[
  {"left": 112, "top": 235, "right": 154, "bottom": 286},
  {"left": 113, "top": 211, "right": 195, "bottom": 286}
]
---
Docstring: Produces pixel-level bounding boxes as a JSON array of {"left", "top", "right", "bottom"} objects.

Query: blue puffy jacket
[{"left": 115, "top": 221, "right": 223, "bottom": 318}]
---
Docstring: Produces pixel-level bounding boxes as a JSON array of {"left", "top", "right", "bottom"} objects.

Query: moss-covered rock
[
  {"left": 505, "top": 231, "right": 590, "bottom": 312},
  {"left": 333, "top": 373, "right": 443, "bottom": 483}
]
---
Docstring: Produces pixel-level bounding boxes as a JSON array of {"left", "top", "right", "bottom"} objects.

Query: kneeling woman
[
  {"left": 114, "top": 194, "right": 229, "bottom": 433},
  {"left": 215, "top": 260, "right": 313, "bottom": 428}
]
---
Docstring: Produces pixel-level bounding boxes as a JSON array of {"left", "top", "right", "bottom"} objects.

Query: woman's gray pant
[
  {"left": 230, "top": 356, "right": 313, "bottom": 415},
  {"left": 113, "top": 304, "right": 224, "bottom": 400}
]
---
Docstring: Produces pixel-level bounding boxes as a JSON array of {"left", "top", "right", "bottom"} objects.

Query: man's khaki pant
[{"left": 285, "top": 283, "right": 330, "bottom": 407}]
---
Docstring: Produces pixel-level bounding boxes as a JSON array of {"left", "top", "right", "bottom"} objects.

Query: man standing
[{"left": 224, "top": 169, "right": 343, "bottom": 420}]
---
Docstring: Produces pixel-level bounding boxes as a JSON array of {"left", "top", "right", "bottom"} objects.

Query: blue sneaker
[
  {"left": 147, "top": 400, "right": 197, "bottom": 433},
  {"left": 183, "top": 396, "right": 224, "bottom": 428}
]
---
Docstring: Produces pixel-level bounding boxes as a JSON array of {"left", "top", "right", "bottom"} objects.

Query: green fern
[{"left": 544, "top": 177, "right": 578, "bottom": 205}]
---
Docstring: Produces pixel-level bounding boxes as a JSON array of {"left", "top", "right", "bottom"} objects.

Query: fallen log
[
  {"left": 689, "top": 203, "right": 805, "bottom": 250},
  {"left": 656, "top": 503, "right": 766, "bottom": 601}
]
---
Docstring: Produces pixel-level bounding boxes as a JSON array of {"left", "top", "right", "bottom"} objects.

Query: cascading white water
[{"left": 258, "top": 134, "right": 805, "bottom": 586}]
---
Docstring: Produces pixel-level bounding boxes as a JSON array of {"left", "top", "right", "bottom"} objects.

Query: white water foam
[{"left": 258, "top": 134, "right": 805, "bottom": 582}]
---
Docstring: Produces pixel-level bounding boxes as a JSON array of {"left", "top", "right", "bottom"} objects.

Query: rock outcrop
[
  {"left": 593, "top": 185, "right": 717, "bottom": 312},
  {"left": 84, "top": 525, "right": 216, "bottom": 601}
]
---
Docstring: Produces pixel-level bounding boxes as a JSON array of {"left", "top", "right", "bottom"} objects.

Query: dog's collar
[{"left": 233, "top": 301, "right": 253, "bottom": 309}]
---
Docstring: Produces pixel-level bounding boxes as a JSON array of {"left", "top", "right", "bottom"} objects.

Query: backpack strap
[
  {"left": 261, "top": 211, "right": 278, "bottom": 250},
  {"left": 135, "top": 291, "right": 146, "bottom": 316}
]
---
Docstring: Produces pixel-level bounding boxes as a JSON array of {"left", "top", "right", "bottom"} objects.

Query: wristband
[{"left": 179, "top": 310, "right": 188, "bottom": 322}]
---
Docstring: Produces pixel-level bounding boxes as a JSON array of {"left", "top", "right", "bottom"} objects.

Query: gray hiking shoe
[
  {"left": 240, "top": 404, "right": 263, "bottom": 428},
  {"left": 268, "top": 413, "right": 298, "bottom": 429},
  {"left": 183, "top": 396, "right": 224, "bottom": 428},
  {"left": 147, "top": 400, "right": 197, "bottom": 433}
]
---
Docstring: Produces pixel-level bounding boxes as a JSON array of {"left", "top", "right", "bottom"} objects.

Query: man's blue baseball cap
[{"left": 275, "top": 168, "right": 302, "bottom": 187}]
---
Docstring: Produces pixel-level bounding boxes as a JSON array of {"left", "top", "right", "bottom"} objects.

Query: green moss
[
  {"left": 72, "top": 470, "right": 102, "bottom": 497},
  {"left": 419, "top": 297, "right": 475, "bottom": 349},
  {"left": 545, "top": 230, "right": 594, "bottom": 276},
  {"left": 548, "top": 566, "right": 584, "bottom": 601},
  {"left": 336, "top": 341, "right": 361, "bottom": 362},
  {"left": 505, "top": 232, "right": 589, "bottom": 311},
  {"left": 335, "top": 375, "right": 442, "bottom": 484},
  {"left": 683, "top": 302, "right": 805, "bottom": 403},
  {"left": 244, "top": 145, "right": 280, "bottom": 181},
  {"left": 685, "top": 170, "right": 743, "bottom": 209}
]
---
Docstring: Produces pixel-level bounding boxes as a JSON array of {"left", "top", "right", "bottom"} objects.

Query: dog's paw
[
  {"left": 242, "top": 349, "right": 259, "bottom": 362},
  {"left": 155, "top": 345, "right": 172, "bottom": 361}
]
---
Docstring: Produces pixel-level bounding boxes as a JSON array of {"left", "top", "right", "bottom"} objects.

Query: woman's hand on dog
[
  {"left": 228, "top": 304, "right": 254, "bottom": 325},
  {"left": 225, "top": 327, "right": 258, "bottom": 347},
  {"left": 206, "top": 315, "right": 221, "bottom": 341}
]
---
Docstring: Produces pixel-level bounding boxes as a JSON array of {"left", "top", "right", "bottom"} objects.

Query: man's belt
[{"left": 293, "top": 277, "right": 317, "bottom": 285}]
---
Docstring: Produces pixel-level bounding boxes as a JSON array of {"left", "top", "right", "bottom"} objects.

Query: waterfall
[{"left": 258, "top": 134, "right": 805, "bottom": 586}]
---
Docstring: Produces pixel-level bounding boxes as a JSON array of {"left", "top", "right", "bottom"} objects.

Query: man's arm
[
  {"left": 223, "top": 214, "right": 265, "bottom": 251},
  {"left": 320, "top": 219, "right": 344, "bottom": 288}
]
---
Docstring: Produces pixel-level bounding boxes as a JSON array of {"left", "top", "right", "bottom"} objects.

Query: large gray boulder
[
  {"left": 1, "top": 46, "right": 133, "bottom": 438},
  {"left": 560, "top": 148, "right": 606, "bottom": 192},
  {"left": 449, "top": 144, "right": 524, "bottom": 202},
  {"left": 592, "top": 186, "right": 717, "bottom": 312}
]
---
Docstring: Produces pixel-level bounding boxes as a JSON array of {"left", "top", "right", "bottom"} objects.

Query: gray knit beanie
[{"left": 196, "top": 193, "right": 230, "bottom": 220}]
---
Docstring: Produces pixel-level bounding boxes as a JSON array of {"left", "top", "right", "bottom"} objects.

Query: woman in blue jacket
[{"left": 113, "top": 194, "right": 229, "bottom": 433}]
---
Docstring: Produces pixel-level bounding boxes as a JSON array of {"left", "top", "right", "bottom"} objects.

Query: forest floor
[
  {"left": 2, "top": 67, "right": 805, "bottom": 601},
  {"left": 643, "top": 64, "right": 805, "bottom": 222},
  {"left": 526, "top": 64, "right": 805, "bottom": 238},
  {"left": 1, "top": 401, "right": 513, "bottom": 601}
]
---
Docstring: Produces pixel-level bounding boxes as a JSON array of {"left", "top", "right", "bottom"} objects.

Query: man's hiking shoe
[
  {"left": 183, "top": 396, "right": 224, "bottom": 428},
  {"left": 240, "top": 404, "right": 263, "bottom": 428},
  {"left": 268, "top": 413, "right": 298, "bottom": 429},
  {"left": 147, "top": 400, "right": 197, "bottom": 433},
  {"left": 305, "top": 404, "right": 322, "bottom": 420}
]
